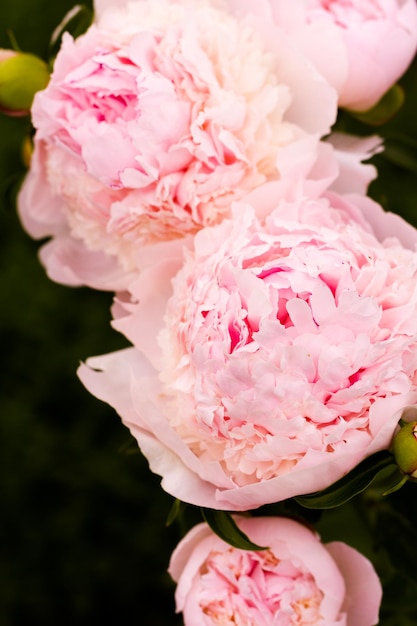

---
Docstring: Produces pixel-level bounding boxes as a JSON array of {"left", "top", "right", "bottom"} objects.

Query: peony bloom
[
  {"left": 78, "top": 189, "right": 417, "bottom": 510},
  {"left": 234, "top": 0, "right": 417, "bottom": 111},
  {"left": 169, "top": 516, "right": 382, "bottom": 626},
  {"left": 305, "top": 0, "right": 417, "bottom": 110},
  {"left": 18, "top": 0, "right": 339, "bottom": 290}
]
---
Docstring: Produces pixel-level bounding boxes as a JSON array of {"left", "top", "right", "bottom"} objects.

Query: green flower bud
[
  {"left": 392, "top": 415, "right": 417, "bottom": 478},
  {"left": 0, "top": 50, "right": 49, "bottom": 116}
]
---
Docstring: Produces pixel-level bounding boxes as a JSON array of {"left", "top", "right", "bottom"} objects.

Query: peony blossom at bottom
[{"left": 169, "top": 516, "right": 382, "bottom": 626}]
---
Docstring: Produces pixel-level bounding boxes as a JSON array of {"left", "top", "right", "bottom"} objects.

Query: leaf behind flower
[
  {"left": 349, "top": 84, "right": 405, "bottom": 126},
  {"left": 294, "top": 451, "right": 399, "bottom": 509},
  {"left": 201, "top": 509, "right": 268, "bottom": 551},
  {"left": 49, "top": 5, "right": 93, "bottom": 62}
]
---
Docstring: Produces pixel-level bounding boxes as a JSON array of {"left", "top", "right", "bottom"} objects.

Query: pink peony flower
[
  {"left": 232, "top": 0, "right": 417, "bottom": 111},
  {"left": 169, "top": 516, "right": 382, "bottom": 626},
  {"left": 18, "top": 0, "right": 339, "bottom": 290},
  {"left": 325, "top": 133, "right": 382, "bottom": 196},
  {"left": 78, "top": 188, "right": 417, "bottom": 510},
  {"left": 305, "top": 0, "right": 417, "bottom": 110}
]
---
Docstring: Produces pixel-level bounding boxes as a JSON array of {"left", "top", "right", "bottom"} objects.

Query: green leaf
[
  {"left": 201, "top": 509, "right": 268, "bottom": 551},
  {"left": 294, "top": 451, "right": 395, "bottom": 509},
  {"left": 349, "top": 83, "right": 405, "bottom": 126},
  {"left": 381, "top": 469, "right": 409, "bottom": 496},
  {"left": 6, "top": 29, "right": 21, "bottom": 52},
  {"left": 165, "top": 498, "right": 184, "bottom": 527},
  {"left": 381, "top": 135, "right": 417, "bottom": 174},
  {"left": 49, "top": 5, "right": 93, "bottom": 60}
]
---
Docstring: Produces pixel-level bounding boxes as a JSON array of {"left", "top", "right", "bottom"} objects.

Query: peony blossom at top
[
  {"left": 18, "top": 0, "right": 338, "bottom": 290},
  {"left": 79, "top": 189, "right": 417, "bottom": 510},
  {"left": 169, "top": 516, "right": 382, "bottom": 626},
  {"left": 233, "top": 0, "right": 417, "bottom": 111},
  {"left": 306, "top": 0, "right": 417, "bottom": 110}
]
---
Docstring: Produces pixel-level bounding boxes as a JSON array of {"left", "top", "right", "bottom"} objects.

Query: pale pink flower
[
  {"left": 18, "top": 0, "right": 338, "bottom": 290},
  {"left": 169, "top": 516, "right": 382, "bottom": 626},
  {"left": 78, "top": 189, "right": 417, "bottom": 510},
  {"left": 233, "top": 0, "right": 417, "bottom": 111},
  {"left": 325, "top": 133, "right": 382, "bottom": 195}
]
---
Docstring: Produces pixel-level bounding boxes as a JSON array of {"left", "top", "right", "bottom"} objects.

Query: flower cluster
[{"left": 15, "top": 0, "right": 417, "bottom": 623}]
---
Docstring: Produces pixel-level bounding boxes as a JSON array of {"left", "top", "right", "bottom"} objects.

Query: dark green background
[
  {"left": 0, "top": 2, "right": 182, "bottom": 624},
  {"left": 1, "top": 2, "right": 417, "bottom": 625}
]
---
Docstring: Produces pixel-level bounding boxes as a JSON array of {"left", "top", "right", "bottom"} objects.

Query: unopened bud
[
  {"left": 392, "top": 417, "right": 417, "bottom": 478},
  {"left": 0, "top": 50, "right": 49, "bottom": 116}
]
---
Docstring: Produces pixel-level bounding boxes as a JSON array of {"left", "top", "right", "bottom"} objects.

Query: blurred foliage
[
  {"left": 0, "top": 2, "right": 183, "bottom": 624},
  {"left": 1, "top": 2, "right": 417, "bottom": 625}
]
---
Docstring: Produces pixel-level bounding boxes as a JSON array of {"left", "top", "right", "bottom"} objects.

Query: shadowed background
[
  {"left": 0, "top": 2, "right": 183, "bottom": 624},
  {"left": 1, "top": 2, "right": 417, "bottom": 625}
]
